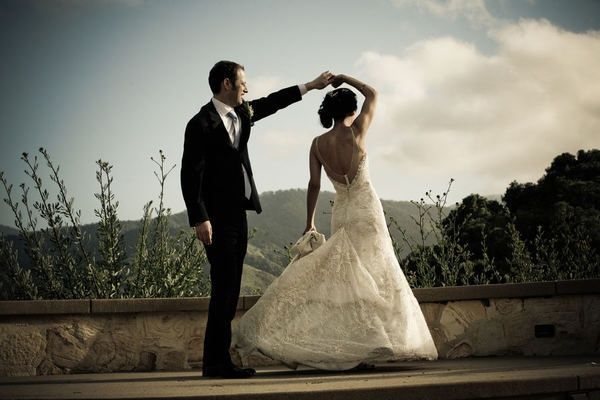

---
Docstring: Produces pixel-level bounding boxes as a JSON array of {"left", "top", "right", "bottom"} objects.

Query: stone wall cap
[
  {"left": 90, "top": 297, "right": 214, "bottom": 314},
  {"left": 555, "top": 279, "right": 600, "bottom": 295},
  {"left": 0, "top": 299, "right": 90, "bottom": 315},
  {"left": 414, "top": 281, "right": 557, "bottom": 303},
  {"left": 1, "top": 279, "right": 598, "bottom": 316}
]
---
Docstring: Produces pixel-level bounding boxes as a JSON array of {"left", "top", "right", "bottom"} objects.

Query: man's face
[{"left": 227, "top": 68, "right": 247, "bottom": 106}]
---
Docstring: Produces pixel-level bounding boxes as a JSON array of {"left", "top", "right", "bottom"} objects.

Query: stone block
[
  {"left": 187, "top": 337, "right": 204, "bottom": 368},
  {"left": 524, "top": 297, "right": 584, "bottom": 340},
  {"left": 471, "top": 319, "right": 507, "bottom": 356},
  {"left": 439, "top": 300, "right": 486, "bottom": 342},
  {"left": 0, "top": 325, "right": 45, "bottom": 376},
  {"left": 503, "top": 312, "right": 535, "bottom": 349},
  {"left": 487, "top": 298, "right": 524, "bottom": 320},
  {"left": 36, "top": 357, "right": 63, "bottom": 375},
  {"left": 139, "top": 313, "right": 192, "bottom": 349},
  {"left": 136, "top": 351, "right": 157, "bottom": 371},
  {"left": 85, "top": 332, "right": 116, "bottom": 370},
  {"left": 158, "top": 350, "right": 187, "bottom": 371},
  {"left": 420, "top": 302, "right": 445, "bottom": 325},
  {"left": 582, "top": 296, "right": 600, "bottom": 330},
  {"left": 188, "top": 313, "right": 208, "bottom": 337},
  {"left": 46, "top": 321, "right": 102, "bottom": 371},
  {"left": 446, "top": 341, "right": 474, "bottom": 358}
]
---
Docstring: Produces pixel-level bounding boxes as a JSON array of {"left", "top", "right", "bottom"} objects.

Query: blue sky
[{"left": 1, "top": 0, "right": 599, "bottom": 227}]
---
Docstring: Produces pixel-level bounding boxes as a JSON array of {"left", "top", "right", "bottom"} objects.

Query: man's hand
[
  {"left": 306, "top": 71, "right": 335, "bottom": 91},
  {"left": 195, "top": 220, "right": 212, "bottom": 245}
]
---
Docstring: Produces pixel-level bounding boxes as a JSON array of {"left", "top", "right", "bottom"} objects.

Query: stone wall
[{"left": 0, "top": 280, "right": 598, "bottom": 376}]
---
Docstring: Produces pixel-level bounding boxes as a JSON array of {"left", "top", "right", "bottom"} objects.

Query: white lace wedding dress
[{"left": 232, "top": 147, "right": 438, "bottom": 370}]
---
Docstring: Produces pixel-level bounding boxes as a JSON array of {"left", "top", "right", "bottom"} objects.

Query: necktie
[
  {"left": 227, "top": 111, "right": 239, "bottom": 146},
  {"left": 227, "top": 111, "right": 251, "bottom": 199}
]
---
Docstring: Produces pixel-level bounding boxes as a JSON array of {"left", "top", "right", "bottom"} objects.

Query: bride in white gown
[{"left": 232, "top": 74, "right": 438, "bottom": 370}]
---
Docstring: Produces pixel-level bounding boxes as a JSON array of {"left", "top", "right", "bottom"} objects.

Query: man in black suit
[{"left": 181, "top": 61, "right": 332, "bottom": 378}]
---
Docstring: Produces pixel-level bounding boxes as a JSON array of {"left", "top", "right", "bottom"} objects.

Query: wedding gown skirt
[{"left": 232, "top": 156, "right": 438, "bottom": 370}]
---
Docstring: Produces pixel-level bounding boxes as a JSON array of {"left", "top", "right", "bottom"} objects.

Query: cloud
[
  {"left": 357, "top": 19, "right": 600, "bottom": 196},
  {"left": 247, "top": 75, "right": 284, "bottom": 99},
  {"left": 392, "top": 0, "right": 498, "bottom": 29},
  {"left": 254, "top": 128, "right": 310, "bottom": 158}
]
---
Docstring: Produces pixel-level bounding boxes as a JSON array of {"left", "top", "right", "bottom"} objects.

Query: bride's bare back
[{"left": 314, "top": 126, "right": 366, "bottom": 185}]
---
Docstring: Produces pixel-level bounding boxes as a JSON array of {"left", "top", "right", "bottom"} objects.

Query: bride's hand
[
  {"left": 331, "top": 74, "right": 345, "bottom": 88},
  {"left": 303, "top": 225, "right": 316, "bottom": 234}
]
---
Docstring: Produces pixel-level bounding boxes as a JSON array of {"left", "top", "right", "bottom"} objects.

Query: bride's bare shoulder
[{"left": 312, "top": 132, "right": 332, "bottom": 146}]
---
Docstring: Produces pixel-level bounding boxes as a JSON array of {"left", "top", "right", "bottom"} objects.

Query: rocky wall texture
[
  {"left": 422, "top": 296, "right": 600, "bottom": 359},
  {"left": 0, "top": 311, "right": 212, "bottom": 376},
  {"left": 0, "top": 295, "right": 598, "bottom": 376}
]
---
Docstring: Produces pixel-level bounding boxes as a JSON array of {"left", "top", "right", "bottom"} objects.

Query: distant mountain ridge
[{"left": 0, "top": 225, "right": 19, "bottom": 236}]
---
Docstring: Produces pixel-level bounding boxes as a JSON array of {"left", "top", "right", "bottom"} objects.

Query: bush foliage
[
  {"left": 0, "top": 149, "right": 210, "bottom": 300},
  {"left": 390, "top": 150, "right": 599, "bottom": 288}
]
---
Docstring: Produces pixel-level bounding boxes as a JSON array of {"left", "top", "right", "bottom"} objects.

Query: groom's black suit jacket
[{"left": 181, "top": 86, "right": 302, "bottom": 227}]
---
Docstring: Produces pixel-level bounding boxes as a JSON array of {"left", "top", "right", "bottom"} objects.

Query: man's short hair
[{"left": 208, "top": 61, "right": 244, "bottom": 94}]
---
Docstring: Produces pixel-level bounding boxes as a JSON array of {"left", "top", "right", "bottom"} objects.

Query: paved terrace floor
[{"left": 0, "top": 355, "right": 599, "bottom": 400}]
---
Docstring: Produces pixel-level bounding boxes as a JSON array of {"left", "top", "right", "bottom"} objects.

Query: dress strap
[
  {"left": 314, "top": 136, "right": 330, "bottom": 171},
  {"left": 350, "top": 126, "right": 359, "bottom": 152}
]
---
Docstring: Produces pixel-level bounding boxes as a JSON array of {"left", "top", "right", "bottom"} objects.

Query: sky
[{"left": 1, "top": 0, "right": 599, "bottom": 227}]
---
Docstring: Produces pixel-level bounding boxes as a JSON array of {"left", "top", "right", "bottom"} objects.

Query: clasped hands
[{"left": 306, "top": 71, "right": 345, "bottom": 91}]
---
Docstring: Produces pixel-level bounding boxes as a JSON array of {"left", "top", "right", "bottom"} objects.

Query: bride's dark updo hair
[{"left": 318, "top": 88, "right": 358, "bottom": 128}]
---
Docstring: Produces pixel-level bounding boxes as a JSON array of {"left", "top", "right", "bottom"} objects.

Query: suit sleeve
[
  {"left": 180, "top": 116, "right": 209, "bottom": 227},
  {"left": 250, "top": 85, "right": 302, "bottom": 123}
]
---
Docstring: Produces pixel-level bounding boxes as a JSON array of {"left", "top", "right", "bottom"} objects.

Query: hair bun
[
  {"left": 318, "top": 106, "right": 333, "bottom": 128},
  {"left": 317, "top": 88, "right": 357, "bottom": 128}
]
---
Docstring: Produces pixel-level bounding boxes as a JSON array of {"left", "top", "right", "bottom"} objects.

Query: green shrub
[
  {"left": 0, "top": 149, "right": 210, "bottom": 300},
  {"left": 389, "top": 174, "right": 599, "bottom": 288}
]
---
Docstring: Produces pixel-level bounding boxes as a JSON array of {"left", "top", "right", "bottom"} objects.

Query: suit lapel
[
  {"left": 206, "top": 101, "right": 236, "bottom": 150},
  {"left": 238, "top": 113, "right": 251, "bottom": 151}
]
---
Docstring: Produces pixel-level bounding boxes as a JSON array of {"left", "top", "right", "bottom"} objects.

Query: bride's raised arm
[{"left": 332, "top": 74, "right": 377, "bottom": 143}]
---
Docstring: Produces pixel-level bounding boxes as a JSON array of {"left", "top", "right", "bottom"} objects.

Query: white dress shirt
[{"left": 211, "top": 84, "right": 307, "bottom": 200}]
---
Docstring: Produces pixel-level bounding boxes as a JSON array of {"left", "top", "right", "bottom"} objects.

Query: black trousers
[{"left": 202, "top": 208, "right": 247, "bottom": 370}]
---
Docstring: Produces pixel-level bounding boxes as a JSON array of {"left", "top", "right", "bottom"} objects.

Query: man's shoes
[{"left": 203, "top": 365, "right": 256, "bottom": 379}]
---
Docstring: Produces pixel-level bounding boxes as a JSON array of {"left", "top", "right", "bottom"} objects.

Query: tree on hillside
[
  {"left": 442, "top": 194, "right": 513, "bottom": 281},
  {"left": 503, "top": 150, "right": 600, "bottom": 251},
  {"left": 504, "top": 149, "right": 600, "bottom": 273}
]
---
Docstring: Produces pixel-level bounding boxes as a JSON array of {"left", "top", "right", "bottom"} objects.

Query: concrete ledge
[
  {"left": 413, "top": 281, "right": 556, "bottom": 303},
  {"left": 0, "top": 299, "right": 89, "bottom": 316},
  {"left": 90, "top": 297, "right": 213, "bottom": 314},
  {"left": 1, "top": 279, "right": 598, "bottom": 316},
  {"left": 556, "top": 279, "right": 600, "bottom": 295}
]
